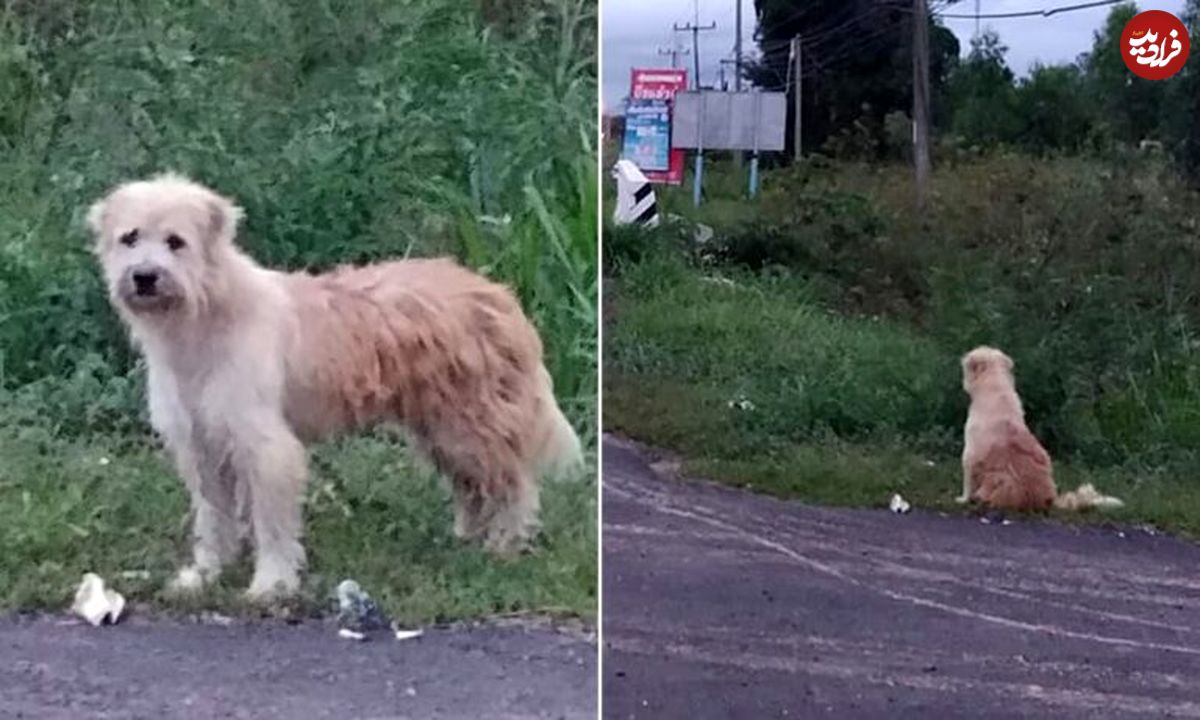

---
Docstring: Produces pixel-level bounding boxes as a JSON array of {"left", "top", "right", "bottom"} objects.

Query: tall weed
[{"left": 0, "top": 0, "right": 597, "bottom": 437}]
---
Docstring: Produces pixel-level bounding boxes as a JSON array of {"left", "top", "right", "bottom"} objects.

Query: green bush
[
  {"left": 0, "top": 0, "right": 597, "bottom": 620},
  {"left": 612, "top": 154, "right": 1200, "bottom": 470},
  {"left": 0, "top": 0, "right": 597, "bottom": 438}
]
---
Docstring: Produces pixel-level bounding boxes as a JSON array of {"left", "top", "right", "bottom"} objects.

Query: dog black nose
[{"left": 132, "top": 270, "right": 159, "bottom": 296}]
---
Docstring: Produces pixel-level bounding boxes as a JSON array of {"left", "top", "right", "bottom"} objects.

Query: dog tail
[
  {"left": 1054, "top": 483, "right": 1124, "bottom": 511},
  {"left": 532, "top": 368, "right": 585, "bottom": 481}
]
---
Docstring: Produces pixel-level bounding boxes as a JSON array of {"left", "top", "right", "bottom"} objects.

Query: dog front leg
[
  {"left": 234, "top": 424, "right": 308, "bottom": 600},
  {"left": 168, "top": 444, "right": 242, "bottom": 593},
  {"left": 956, "top": 455, "right": 972, "bottom": 504}
]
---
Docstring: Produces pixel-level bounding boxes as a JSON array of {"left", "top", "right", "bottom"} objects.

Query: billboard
[
  {"left": 672, "top": 92, "right": 788, "bottom": 152},
  {"left": 625, "top": 68, "right": 688, "bottom": 184},
  {"left": 621, "top": 100, "right": 671, "bottom": 171}
]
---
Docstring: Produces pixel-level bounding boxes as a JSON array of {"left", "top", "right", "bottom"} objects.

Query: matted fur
[
  {"left": 959, "top": 346, "right": 1122, "bottom": 512},
  {"left": 88, "top": 173, "right": 582, "bottom": 599}
]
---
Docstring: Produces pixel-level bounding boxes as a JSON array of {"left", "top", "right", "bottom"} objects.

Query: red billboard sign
[{"left": 628, "top": 68, "right": 688, "bottom": 184}]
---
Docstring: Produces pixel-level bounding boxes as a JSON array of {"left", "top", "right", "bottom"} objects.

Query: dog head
[
  {"left": 961, "top": 345, "right": 1014, "bottom": 393},
  {"left": 87, "top": 174, "right": 242, "bottom": 319}
]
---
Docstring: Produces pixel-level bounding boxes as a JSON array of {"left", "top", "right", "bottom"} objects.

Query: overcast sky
[{"left": 601, "top": 0, "right": 1188, "bottom": 112}]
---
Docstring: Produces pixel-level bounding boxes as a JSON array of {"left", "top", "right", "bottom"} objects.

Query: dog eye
[
  {"left": 166, "top": 234, "right": 187, "bottom": 251},
  {"left": 119, "top": 230, "right": 139, "bottom": 247}
]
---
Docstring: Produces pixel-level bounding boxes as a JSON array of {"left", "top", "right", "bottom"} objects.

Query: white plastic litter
[
  {"left": 394, "top": 629, "right": 424, "bottom": 642},
  {"left": 71, "top": 573, "right": 125, "bottom": 627},
  {"left": 889, "top": 494, "right": 911, "bottom": 514},
  {"left": 726, "top": 396, "right": 755, "bottom": 411},
  {"left": 701, "top": 275, "right": 737, "bottom": 289},
  {"left": 338, "top": 628, "right": 367, "bottom": 641}
]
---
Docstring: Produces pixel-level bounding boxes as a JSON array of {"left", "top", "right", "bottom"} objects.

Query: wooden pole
[
  {"left": 792, "top": 35, "right": 802, "bottom": 161},
  {"left": 913, "top": 0, "right": 931, "bottom": 207}
]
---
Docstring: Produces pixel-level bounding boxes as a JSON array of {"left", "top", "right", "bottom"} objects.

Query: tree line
[{"left": 748, "top": 0, "right": 1200, "bottom": 179}]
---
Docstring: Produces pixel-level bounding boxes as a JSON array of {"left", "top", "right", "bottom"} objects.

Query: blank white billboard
[{"left": 672, "top": 91, "right": 787, "bottom": 152}]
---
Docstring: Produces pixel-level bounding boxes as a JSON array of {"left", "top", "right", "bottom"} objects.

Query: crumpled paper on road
[{"left": 72, "top": 573, "right": 125, "bottom": 626}]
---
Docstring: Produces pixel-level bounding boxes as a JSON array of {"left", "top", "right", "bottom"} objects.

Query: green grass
[
  {"left": 0, "top": 0, "right": 596, "bottom": 621},
  {"left": 0, "top": 426, "right": 596, "bottom": 623},
  {"left": 605, "top": 239, "right": 1200, "bottom": 538}
]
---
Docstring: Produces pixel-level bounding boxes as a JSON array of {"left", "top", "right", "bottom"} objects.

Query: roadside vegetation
[
  {"left": 0, "top": 0, "right": 597, "bottom": 622},
  {"left": 605, "top": 2, "right": 1199, "bottom": 534},
  {"left": 605, "top": 151, "right": 1200, "bottom": 534}
]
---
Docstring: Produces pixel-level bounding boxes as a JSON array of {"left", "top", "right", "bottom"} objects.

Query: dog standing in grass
[
  {"left": 959, "top": 346, "right": 1123, "bottom": 512},
  {"left": 88, "top": 174, "right": 582, "bottom": 600}
]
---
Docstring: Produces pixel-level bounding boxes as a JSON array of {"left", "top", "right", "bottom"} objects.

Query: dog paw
[
  {"left": 166, "top": 566, "right": 210, "bottom": 595},
  {"left": 452, "top": 517, "right": 474, "bottom": 541},
  {"left": 245, "top": 571, "right": 300, "bottom": 602},
  {"left": 954, "top": 494, "right": 970, "bottom": 505},
  {"left": 483, "top": 534, "right": 533, "bottom": 559}
]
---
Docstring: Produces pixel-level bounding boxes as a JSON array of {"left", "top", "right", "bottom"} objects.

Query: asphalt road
[
  {"left": 1, "top": 615, "right": 595, "bottom": 719},
  {"left": 602, "top": 435, "right": 1200, "bottom": 719}
]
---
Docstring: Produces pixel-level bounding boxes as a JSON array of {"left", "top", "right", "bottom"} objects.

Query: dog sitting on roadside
[
  {"left": 87, "top": 173, "right": 583, "bottom": 600},
  {"left": 959, "top": 346, "right": 1123, "bottom": 512}
]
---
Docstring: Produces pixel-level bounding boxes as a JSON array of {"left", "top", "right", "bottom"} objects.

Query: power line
[
  {"left": 755, "top": 0, "right": 1094, "bottom": 56},
  {"left": 755, "top": 0, "right": 1112, "bottom": 78},
  {"left": 932, "top": 0, "right": 1122, "bottom": 19},
  {"left": 746, "top": 0, "right": 1004, "bottom": 92}
]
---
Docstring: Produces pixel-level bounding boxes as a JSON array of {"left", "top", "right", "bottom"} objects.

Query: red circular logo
[{"left": 1122, "top": 10, "right": 1190, "bottom": 80}]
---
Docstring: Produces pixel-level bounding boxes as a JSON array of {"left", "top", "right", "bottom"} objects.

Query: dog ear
[
  {"left": 205, "top": 192, "right": 244, "bottom": 243},
  {"left": 85, "top": 198, "right": 108, "bottom": 238}
]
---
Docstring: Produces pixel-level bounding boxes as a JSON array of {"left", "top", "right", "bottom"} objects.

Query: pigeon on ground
[{"left": 335, "top": 579, "right": 389, "bottom": 632}]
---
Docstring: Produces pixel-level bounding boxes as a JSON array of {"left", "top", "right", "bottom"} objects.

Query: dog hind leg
[
  {"left": 436, "top": 441, "right": 540, "bottom": 556},
  {"left": 479, "top": 468, "right": 540, "bottom": 556},
  {"left": 451, "top": 482, "right": 486, "bottom": 541}
]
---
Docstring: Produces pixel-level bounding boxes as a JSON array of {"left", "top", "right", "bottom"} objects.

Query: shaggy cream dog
[
  {"left": 959, "top": 346, "right": 1122, "bottom": 512},
  {"left": 88, "top": 174, "right": 582, "bottom": 599}
]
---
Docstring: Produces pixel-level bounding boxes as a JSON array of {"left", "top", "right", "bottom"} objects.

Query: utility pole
[
  {"left": 734, "top": 0, "right": 743, "bottom": 93},
  {"left": 657, "top": 45, "right": 689, "bottom": 69},
  {"left": 913, "top": 0, "right": 931, "bottom": 208},
  {"left": 674, "top": 19, "right": 717, "bottom": 90},
  {"left": 791, "top": 35, "right": 802, "bottom": 161},
  {"left": 719, "top": 58, "right": 739, "bottom": 89},
  {"left": 733, "top": 0, "right": 745, "bottom": 166}
]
